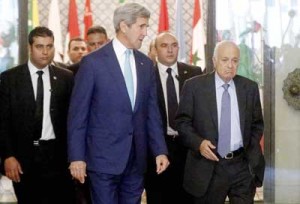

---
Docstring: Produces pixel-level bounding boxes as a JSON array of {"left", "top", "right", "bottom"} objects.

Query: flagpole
[{"left": 48, "top": 0, "right": 63, "bottom": 62}]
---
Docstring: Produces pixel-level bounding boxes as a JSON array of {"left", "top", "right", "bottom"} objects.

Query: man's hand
[
  {"left": 69, "top": 161, "right": 87, "bottom": 184},
  {"left": 155, "top": 155, "right": 170, "bottom": 174},
  {"left": 199, "top": 140, "right": 219, "bottom": 161},
  {"left": 4, "top": 157, "right": 23, "bottom": 183}
]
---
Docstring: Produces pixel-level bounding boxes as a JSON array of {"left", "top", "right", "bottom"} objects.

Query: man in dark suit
[
  {"left": 0, "top": 26, "right": 75, "bottom": 204},
  {"left": 144, "top": 32, "right": 203, "bottom": 204},
  {"left": 66, "top": 37, "right": 87, "bottom": 66},
  {"left": 68, "top": 26, "right": 109, "bottom": 76},
  {"left": 86, "top": 25, "right": 109, "bottom": 52},
  {"left": 176, "top": 40, "right": 265, "bottom": 204},
  {"left": 68, "top": 3, "right": 169, "bottom": 204}
]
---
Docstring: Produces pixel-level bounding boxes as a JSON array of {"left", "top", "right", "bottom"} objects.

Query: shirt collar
[
  {"left": 215, "top": 72, "right": 233, "bottom": 89},
  {"left": 157, "top": 62, "right": 178, "bottom": 76},
  {"left": 28, "top": 60, "right": 49, "bottom": 77},
  {"left": 112, "top": 37, "right": 131, "bottom": 58}
]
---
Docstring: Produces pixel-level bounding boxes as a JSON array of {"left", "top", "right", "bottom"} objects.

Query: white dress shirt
[
  {"left": 157, "top": 62, "right": 179, "bottom": 135},
  {"left": 112, "top": 38, "right": 137, "bottom": 105},
  {"left": 28, "top": 60, "right": 55, "bottom": 140},
  {"left": 215, "top": 73, "right": 243, "bottom": 151}
]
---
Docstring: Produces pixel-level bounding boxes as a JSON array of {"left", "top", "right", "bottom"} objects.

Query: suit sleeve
[
  {"left": 251, "top": 84, "right": 264, "bottom": 143},
  {"left": 248, "top": 83, "right": 265, "bottom": 186},
  {"left": 67, "top": 57, "right": 94, "bottom": 162},
  {"left": 147, "top": 65, "right": 168, "bottom": 157},
  {"left": 176, "top": 79, "right": 203, "bottom": 152},
  {"left": 0, "top": 72, "right": 14, "bottom": 160}
]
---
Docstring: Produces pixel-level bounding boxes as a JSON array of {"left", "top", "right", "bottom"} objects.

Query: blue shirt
[{"left": 215, "top": 73, "right": 243, "bottom": 151}]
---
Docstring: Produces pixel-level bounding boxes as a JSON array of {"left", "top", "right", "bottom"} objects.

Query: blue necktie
[
  {"left": 218, "top": 84, "right": 231, "bottom": 157},
  {"left": 124, "top": 49, "right": 134, "bottom": 109}
]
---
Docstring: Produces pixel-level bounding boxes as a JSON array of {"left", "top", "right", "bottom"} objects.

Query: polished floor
[
  {"left": 141, "top": 187, "right": 264, "bottom": 204},
  {"left": 0, "top": 175, "right": 264, "bottom": 204}
]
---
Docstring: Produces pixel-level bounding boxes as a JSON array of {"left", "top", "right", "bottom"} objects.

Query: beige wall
[
  {"left": 38, "top": 0, "right": 205, "bottom": 60},
  {"left": 275, "top": 46, "right": 300, "bottom": 203}
]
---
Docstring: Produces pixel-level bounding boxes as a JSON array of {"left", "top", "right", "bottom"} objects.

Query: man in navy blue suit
[{"left": 68, "top": 3, "right": 169, "bottom": 204}]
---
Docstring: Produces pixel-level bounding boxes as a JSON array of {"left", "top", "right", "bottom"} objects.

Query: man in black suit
[
  {"left": 144, "top": 32, "right": 203, "bottom": 204},
  {"left": 68, "top": 26, "right": 109, "bottom": 76},
  {"left": 66, "top": 37, "right": 87, "bottom": 66},
  {"left": 176, "top": 40, "right": 265, "bottom": 204},
  {"left": 86, "top": 25, "right": 109, "bottom": 52},
  {"left": 0, "top": 26, "right": 75, "bottom": 204}
]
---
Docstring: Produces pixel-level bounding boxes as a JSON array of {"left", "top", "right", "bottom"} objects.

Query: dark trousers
[
  {"left": 194, "top": 154, "right": 256, "bottom": 204},
  {"left": 145, "top": 136, "right": 193, "bottom": 204},
  {"left": 74, "top": 179, "right": 92, "bottom": 204},
  {"left": 13, "top": 140, "right": 75, "bottom": 204}
]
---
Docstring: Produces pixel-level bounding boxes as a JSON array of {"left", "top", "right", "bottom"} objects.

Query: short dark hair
[
  {"left": 87, "top": 26, "right": 107, "bottom": 38},
  {"left": 68, "top": 37, "right": 85, "bottom": 50},
  {"left": 28, "top": 26, "right": 54, "bottom": 45}
]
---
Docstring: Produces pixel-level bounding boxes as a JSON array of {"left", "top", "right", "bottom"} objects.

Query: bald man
[
  {"left": 176, "top": 40, "right": 265, "bottom": 204},
  {"left": 144, "top": 32, "right": 203, "bottom": 204}
]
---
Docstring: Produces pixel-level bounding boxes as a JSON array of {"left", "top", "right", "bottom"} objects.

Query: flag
[
  {"left": 175, "top": 0, "right": 186, "bottom": 62},
  {"left": 191, "top": 0, "right": 206, "bottom": 70},
  {"left": 83, "top": 0, "right": 93, "bottom": 40},
  {"left": 48, "top": 0, "right": 63, "bottom": 62},
  {"left": 158, "top": 0, "right": 169, "bottom": 33},
  {"left": 28, "top": 0, "right": 39, "bottom": 32},
  {"left": 68, "top": 0, "right": 80, "bottom": 38},
  {"left": 64, "top": 0, "right": 80, "bottom": 63}
]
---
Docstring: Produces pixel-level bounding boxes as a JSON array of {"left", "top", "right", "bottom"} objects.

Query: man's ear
[
  {"left": 120, "top": 21, "right": 128, "bottom": 34},
  {"left": 212, "top": 57, "right": 216, "bottom": 68},
  {"left": 27, "top": 44, "right": 31, "bottom": 54}
]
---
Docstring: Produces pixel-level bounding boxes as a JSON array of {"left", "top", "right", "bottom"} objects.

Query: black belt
[
  {"left": 33, "top": 139, "right": 56, "bottom": 147},
  {"left": 219, "top": 147, "right": 244, "bottom": 160}
]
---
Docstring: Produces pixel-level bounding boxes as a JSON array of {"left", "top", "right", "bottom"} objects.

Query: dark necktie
[
  {"left": 166, "top": 68, "right": 178, "bottom": 129},
  {"left": 34, "top": 70, "right": 44, "bottom": 141},
  {"left": 218, "top": 84, "right": 231, "bottom": 157}
]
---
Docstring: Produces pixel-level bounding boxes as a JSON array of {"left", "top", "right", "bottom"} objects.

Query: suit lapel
[
  {"left": 177, "top": 63, "right": 187, "bottom": 91},
  {"left": 234, "top": 77, "right": 246, "bottom": 136},
  {"left": 104, "top": 43, "right": 132, "bottom": 110},
  {"left": 206, "top": 73, "right": 218, "bottom": 131},
  {"left": 155, "top": 66, "right": 167, "bottom": 120},
  {"left": 49, "top": 65, "right": 57, "bottom": 109},
  {"left": 133, "top": 50, "right": 147, "bottom": 112},
  {"left": 19, "top": 65, "right": 35, "bottom": 113}
]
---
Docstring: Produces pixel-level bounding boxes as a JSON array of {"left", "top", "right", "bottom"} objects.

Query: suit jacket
[
  {"left": 155, "top": 62, "right": 203, "bottom": 134},
  {"left": 52, "top": 61, "right": 69, "bottom": 70},
  {"left": 67, "top": 62, "right": 80, "bottom": 75},
  {"left": 176, "top": 72, "right": 265, "bottom": 197},
  {"left": 68, "top": 41, "right": 168, "bottom": 175},
  {"left": 0, "top": 64, "right": 74, "bottom": 173}
]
